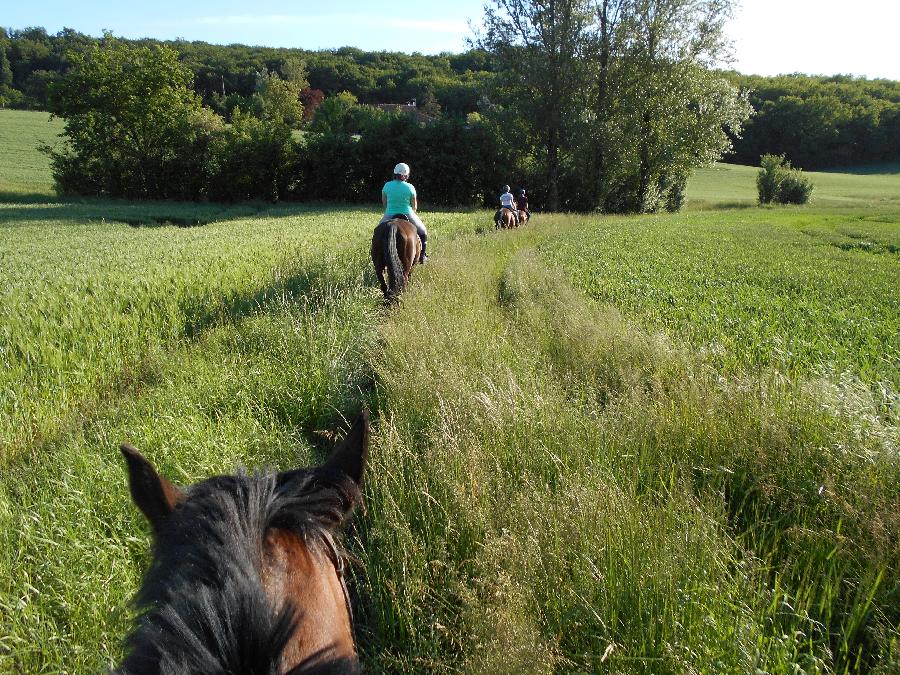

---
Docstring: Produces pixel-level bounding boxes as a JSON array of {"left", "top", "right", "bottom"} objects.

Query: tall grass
[
  {"left": 357, "top": 217, "right": 898, "bottom": 672},
  {"left": 0, "top": 210, "right": 359, "bottom": 461},
  {"left": 0, "top": 272, "right": 377, "bottom": 671}
]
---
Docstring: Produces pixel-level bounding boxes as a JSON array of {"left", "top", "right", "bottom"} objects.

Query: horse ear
[
  {"left": 323, "top": 409, "right": 369, "bottom": 487},
  {"left": 121, "top": 444, "right": 185, "bottom": 531}
]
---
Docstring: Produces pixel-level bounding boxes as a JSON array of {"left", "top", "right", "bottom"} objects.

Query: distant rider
[
  {"left": 379, "top": 162, "right": 428, "bottom": 263},
  {"left": 517, "top": 188, "right": 529, "bottom": 217},
  {"left": 497, "top": 184, "right": 519, "bottom": 226}
]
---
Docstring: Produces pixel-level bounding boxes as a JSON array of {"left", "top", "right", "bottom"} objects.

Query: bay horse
[
  {"left": 495, "top": 208, "right": 516, "bottom": 229},
  {"left": 517, "top": 209, "right": 529, "bottom": 226},
  {"left": 371, "top": 215, "right": 421, "bottom": 302},
  {"left": 114, "top": 411, "right": 369, "bottom": 675}
]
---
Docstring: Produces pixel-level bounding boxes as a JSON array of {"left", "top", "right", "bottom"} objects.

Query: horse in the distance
[
  {"left": 495, "top": 208, "right": 516, "bottom": 230},
  {"left": 371, "top": 214, "right": 421, "bottom": 302},
  {"left": 114, "top": 411, "right": 370, "bottom": 675},
  {"left": 517, "top": 209, "right": 530, "bottom": 226}
]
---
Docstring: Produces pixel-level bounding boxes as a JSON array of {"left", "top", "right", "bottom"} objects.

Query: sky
[{"left": 5, "top": 0, "right": 900, "bottom": 80}]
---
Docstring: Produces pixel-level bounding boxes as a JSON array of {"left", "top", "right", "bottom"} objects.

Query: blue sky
[{"left": 5, "top": 0, "right": 900, "bottom": 79}]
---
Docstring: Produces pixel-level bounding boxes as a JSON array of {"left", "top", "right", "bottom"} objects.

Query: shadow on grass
[
  {"left": 817, "top": 161, "right": 900, "bottom": 175},
  {"left": 685, "top": 199, "right": 757, "bottom": 211},
  {"left": 0, "top": 190, "right": 62, "bottom": 204},
  {"left": 0, "top": 195, "right": 382, "bottom": 226}
]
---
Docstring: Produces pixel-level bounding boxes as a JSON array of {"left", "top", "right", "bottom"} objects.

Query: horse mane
[{"left": 114, "top": 468, "right": 362, "bottom": 675}]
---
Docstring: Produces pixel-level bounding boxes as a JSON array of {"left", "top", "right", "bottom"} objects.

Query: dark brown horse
[
  {"left": 495, "top": 208, "right": 516, "bottom": 229},
  {"left": 114, "top": 412, "right": 369, "bottom": 675},
  {"left": 371, "top": 216, "right": 421, "bottom": 302}
]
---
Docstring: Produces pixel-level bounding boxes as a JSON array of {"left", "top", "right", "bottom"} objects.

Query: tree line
[
  {"left": 3, "top": 25, "right": 899, "bottom": 175},
  {"left": 7, "top": 12, "right": 899, "bottom": 211}
]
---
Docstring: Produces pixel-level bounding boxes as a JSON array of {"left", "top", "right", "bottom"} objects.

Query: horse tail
[{"left": 384, "top": 219, "right": 406, "bottom": 300}]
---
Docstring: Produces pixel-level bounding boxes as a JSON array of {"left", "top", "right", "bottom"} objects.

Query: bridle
[{"left": 319, "top": 531, "right": 355, "bottom": 637}]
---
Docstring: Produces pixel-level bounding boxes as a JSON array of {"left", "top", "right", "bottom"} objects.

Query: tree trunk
[
  {"left": 547, "top": 125, "right": 560, "bottom": 210},
  {"left": 638, "top": 109, "right": 652, "bottom": 210},
  {"left": 590, "top": 5, "right": 612, "bottom": 208}
]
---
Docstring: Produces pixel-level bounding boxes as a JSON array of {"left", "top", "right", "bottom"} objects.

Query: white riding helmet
[{"left": 394, "top": 162, "right": 410, "bottom": 176}]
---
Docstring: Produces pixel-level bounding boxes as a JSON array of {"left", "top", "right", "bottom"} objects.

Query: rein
[{"left": 319, "top": 532, "right": 355, "bottom": 636}]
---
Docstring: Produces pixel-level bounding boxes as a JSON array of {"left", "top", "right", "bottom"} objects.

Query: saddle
[{"left": 390, "top": 213, "right": 410, "bottom": 221}]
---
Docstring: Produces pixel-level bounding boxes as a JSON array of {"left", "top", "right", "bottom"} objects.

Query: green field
[
  {"left": 0, "top": 110, "right": 64, "bottom": 199},
  {"left": 1, "top": 109, "right": 898, "bottom": 672},
  {"left": 687, "top": 162, "right": 900, "bottom": 209}
]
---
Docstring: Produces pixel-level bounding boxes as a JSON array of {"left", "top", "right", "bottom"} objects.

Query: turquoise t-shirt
[{"left": 382, "top": 180, "right": 416, "bottom": 216}]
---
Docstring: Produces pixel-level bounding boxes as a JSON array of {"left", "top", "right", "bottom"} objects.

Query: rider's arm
[
  {"left": 382, "top": 192, "right": 387, "bottom": 208},
  {"left": 411, "top": 196, "right": 418, "bottom": 211}
]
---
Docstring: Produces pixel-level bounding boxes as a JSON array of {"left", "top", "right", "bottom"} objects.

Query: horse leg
[
  {"left": 371, "top": 243, "right": 388, "bottom": 297},
  {"left": 376, "top": 266, "right": 388, "bottom": 297}
]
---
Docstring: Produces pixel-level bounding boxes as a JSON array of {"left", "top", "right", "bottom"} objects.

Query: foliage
[
  {"left": 0, "top": 28, "right": 16, "bottom": 106},
  {"left": 46, "top": 38, "right": 218, "bottom": 199},
  {"left": 757, "top": 153, "right": 814, "bottom": 204},
  {"left": 477, "top": 0, "right": 594, "bottom": 210},
  {"left": 299, "top": 87, "right": 325, "bottom": 124},
  {"left": 45, "top": 40, "right": 301, "bottom": 201},
  {"left": 726, "top": 72, "right": 900, "bottom": 169},
  {"left": 477, "top": 0, "right": 751, "bottom": 212},
  {"left": 251, "top": 70, "right": 304, "bottom": 129},
  {"left": 0, "top": 25, "right": 900, "bottom": 180},
  {"left": 298, "top": 112, "right": 514, "bottom": 206},
  {"left": 308, "top": 90, "right": 359, "bottom": 134},
  {"left": 207, "top": 108, "right": 296, "bottom": 202}
]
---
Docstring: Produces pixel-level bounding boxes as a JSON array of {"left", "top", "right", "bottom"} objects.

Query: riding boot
[{"left": 419, "top": 234, "right": 429, "bottom": 263}]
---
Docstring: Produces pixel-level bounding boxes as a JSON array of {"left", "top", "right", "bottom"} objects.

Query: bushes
[
  {"left": 46, "top": 39, "right": 299, "bottom": 202},
  {"left": 207, "top": 110, "right": 296, "bottom": 202},
  {"left": 46, "top": 39, "right": 220, "bottom": 199},
  {"left": 757, "top": 153, "right": 814, "bottom": 204},
  {"left": 297, "top": 112, "right": 518, "bottom": 207}
]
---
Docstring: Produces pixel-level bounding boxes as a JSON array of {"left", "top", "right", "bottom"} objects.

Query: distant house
[{"left": 372, "top": 100, "right": 438, "bottom": 124}]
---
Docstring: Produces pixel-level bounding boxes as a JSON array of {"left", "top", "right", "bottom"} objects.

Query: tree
[
  {"left": 309, "top": 91, "right": 359, "bottom": 135},
  {"left": 0, "top": 28, "right": 12, "bottom": 89},
  {"left": 478, "top": 0, "right": 750, "bottom": 212},
  {"left": 419, "top": 89, "right": 442, "bottom": 118},
  {"left": 253, "top": 70, "right": 304, "bottom": 128},
  {"left": 477, "top": 0, "right": 594, "bottom": 210},
  {"left": 619, "top": 0, "right": 748, "bottom": 210},
  {"left": 299, "top": 88, "right": 325, "bottom": 124},
  {"left": 0, "top": 28, "right": 14, "bottom": 106},
  {"left": 47, "top": 37, "right": 218, "bottom": 198},
  {"left": 280, "top": 56, "right": 309, "bottom": 88}
]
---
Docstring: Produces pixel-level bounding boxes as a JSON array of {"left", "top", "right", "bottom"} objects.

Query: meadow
[{"left": 0, "top": 109, "right": 898, "bottom": 673}]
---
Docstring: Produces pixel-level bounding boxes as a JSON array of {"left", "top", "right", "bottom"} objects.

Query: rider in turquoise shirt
[{"left": 379, "top": 162, "right": 428, "bottom": 263}]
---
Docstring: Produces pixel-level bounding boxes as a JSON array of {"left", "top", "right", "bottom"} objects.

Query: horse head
[{"left": 116, "top": 411, "right": 369, "bottom": 674}]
